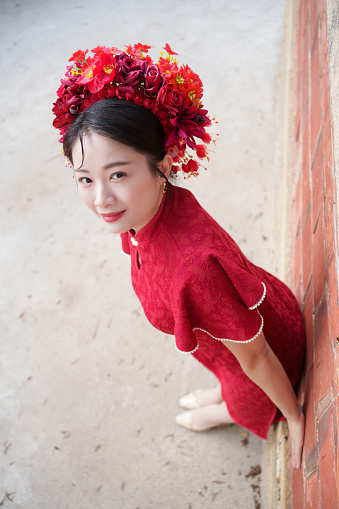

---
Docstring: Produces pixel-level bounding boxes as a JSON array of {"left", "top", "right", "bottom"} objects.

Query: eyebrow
[{"left": 74, "top": 161, "right": 131, "bottom": 173}]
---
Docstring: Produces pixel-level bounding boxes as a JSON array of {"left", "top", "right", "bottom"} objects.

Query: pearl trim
[
  {"left": 248, "top": 282, "right": 266, "bottom": 310},
  {"left": 192, "top": 312, "right": 264, "bottom": 344},
  {"left": 131, "top": 237, "right": 139, "bottom": 247},
  {"left": 175, "top": 343, "right": 199, "bottom": 354}
]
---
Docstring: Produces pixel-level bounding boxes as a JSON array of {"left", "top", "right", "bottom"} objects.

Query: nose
[{"left": 94, "top": 182, "right": 117, "bottom": 209}]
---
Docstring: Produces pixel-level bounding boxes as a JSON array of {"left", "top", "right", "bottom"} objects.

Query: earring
[{"left": 163, "top": 181, "right": 167, "bottom": 193}]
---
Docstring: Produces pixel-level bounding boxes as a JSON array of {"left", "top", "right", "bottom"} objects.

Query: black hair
[{"left": 63, "top": 98, "right": 168, "bottom": 180}]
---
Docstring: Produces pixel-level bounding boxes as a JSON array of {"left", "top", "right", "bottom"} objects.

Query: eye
[
  {"left": 78, "top": 177, "right": 93, "bottom": 186},
  {"left": 112, "top": 171, "right": 126, "bottom": 180}
]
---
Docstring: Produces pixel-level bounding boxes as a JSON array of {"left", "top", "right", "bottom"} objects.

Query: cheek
[{"left": 78, "top": 188, "right": 94, "bottom": 209}]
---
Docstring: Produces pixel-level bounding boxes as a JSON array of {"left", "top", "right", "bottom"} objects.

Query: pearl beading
[
  {"left": 175, "top": 343, "right": 199, "bottom": 354},
  {"left": 176, "top": 312, "right": 264, "bottom": 354},
  {"left": 192, "top": 312, "right": 264, "bottom": 344},
  {"left": 131, "top": 237, "right": 139, "bottom": 247},
  {"left": 248, "top": 282, "right": 266, "bottom": 310}
]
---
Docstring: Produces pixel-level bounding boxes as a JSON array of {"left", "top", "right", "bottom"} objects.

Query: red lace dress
[{"left": 120, "top": 183, "right": 305, "bottom": 439}]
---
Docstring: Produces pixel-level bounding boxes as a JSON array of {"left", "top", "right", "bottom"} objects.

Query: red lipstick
[{"left": 100, "top": 211, "right": 125, "bottom": 222}]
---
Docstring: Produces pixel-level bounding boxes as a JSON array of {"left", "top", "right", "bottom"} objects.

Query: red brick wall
[{"left": 290, "top": 0, "right": 339, "bottom": 506}]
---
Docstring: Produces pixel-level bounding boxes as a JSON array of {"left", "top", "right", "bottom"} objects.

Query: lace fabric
[{"left": 120, "top": 183, "right": 306, "bottom": 439}]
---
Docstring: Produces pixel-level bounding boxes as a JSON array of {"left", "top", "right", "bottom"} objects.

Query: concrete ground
[{"left": 0, "top": 1, "right": 285, "bottom": 507}]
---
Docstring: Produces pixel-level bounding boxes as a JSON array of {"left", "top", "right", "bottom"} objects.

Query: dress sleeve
[
  {"left": 120, "top": 233, "right": 130, "bottom": 256},
  {"left": 170, "top": 253, "right": 266, "bottom": 353}
]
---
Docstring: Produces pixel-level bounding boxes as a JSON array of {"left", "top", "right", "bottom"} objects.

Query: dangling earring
[{"left": 163, "top": 181, "right": 167, "bottom": 193}]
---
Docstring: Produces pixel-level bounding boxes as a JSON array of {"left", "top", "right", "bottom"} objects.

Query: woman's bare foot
[
  {"left": 176, "top": 401, "right": 235, "bottom": 431},
  {"left": 179, "top": 385, "right": 223, "bottom": 410}
]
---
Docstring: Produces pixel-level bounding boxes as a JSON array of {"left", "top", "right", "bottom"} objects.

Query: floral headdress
[{"left": 52, "top": 43, "right": 215, "bottom": 177}]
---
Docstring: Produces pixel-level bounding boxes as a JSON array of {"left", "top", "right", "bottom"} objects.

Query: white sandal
[
  {"left": 178, "top": 389, "right": 203, "bottom": 410},
  {"left": 175, "top": 410, "right": 226, "bottom": 432}
]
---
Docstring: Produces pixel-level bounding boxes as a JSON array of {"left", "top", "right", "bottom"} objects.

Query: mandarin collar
[{"left": 127, "top": 182, "right": 173, "bottom": 247}]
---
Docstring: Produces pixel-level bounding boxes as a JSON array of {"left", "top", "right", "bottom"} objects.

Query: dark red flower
[
  {"left": 143, "top": 97, "right": 155, "bottom": 109},
  {"left": 115, "top": 52, "right": 146, "bottom": 88},
  {"left": 157, "top": 85, "right": 183, "bottom": 116},
  {"left": 144, "top": 64, "right": 166, "bottom": 95},
  {"left": 166, "top": 104, "right": 207, "bottom": 149}
]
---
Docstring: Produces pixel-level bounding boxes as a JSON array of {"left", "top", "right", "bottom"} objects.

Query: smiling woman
[
  {"left": 53, "top": 44, "right": 306, "bottom": 469},
  {"left": 71, "top": 130, "right": 172, "bottom": 233}
]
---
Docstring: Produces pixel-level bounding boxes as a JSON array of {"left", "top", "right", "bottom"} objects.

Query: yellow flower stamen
[{"left": 103, "top": 65, "right": 113, "bottom": 74}]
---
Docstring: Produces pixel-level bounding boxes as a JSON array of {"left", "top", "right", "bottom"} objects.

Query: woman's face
[{"left": 71, "top": 133, "right": 170, "bottom": 234}]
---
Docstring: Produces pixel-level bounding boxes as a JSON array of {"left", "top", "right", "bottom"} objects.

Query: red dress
[{"left": 120, "top": 183, "right": 305, "bottom": 439}]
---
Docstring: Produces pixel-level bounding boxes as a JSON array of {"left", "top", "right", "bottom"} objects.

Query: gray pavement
[{"left": 1, "top": 1, "right": 285, "bottom": 507}]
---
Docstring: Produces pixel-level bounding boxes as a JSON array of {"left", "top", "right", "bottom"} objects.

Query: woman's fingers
[{"left": 289, "top": 408, "right": 305, "bottom": 469}]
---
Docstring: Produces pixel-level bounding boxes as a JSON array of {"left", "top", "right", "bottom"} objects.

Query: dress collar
[{"left": 127, "top": 182, "right": 173, "bottom": 247}]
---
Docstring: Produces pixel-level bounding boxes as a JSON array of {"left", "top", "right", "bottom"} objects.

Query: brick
[
  {"left": 320, "top": 0, "right": 329, "bottom": 73},
  {"left": 323, "top": 112, "right": 334, "bottom": 263},
  {"left": 302, "top": 101, "right": 310, "bottom": 196},
  {"left": 312, "top": 207, "right": 326, "bottom": 310},
  {"left": 311, "top": 134, "right": 324, "bottom": 228},
  {"left": 309, "top": 0, "right": 319, "bottom": 50},
  {"left": 334, "top": 346, "right": 339, "bottom": 398},
  {"left": 302, "top": 157, "right": 311, "bottom": 228},
  {"left": 337, "top": 396, "right": 339, "bottom": 498},
  {"left": 301, "top": 28, "right": 310, "bottom": 109},
  {"left": 314, "top": 295, "right": 333, "bottom": 406},
  {"left": 304, "top": 287, "right": 315, "bottom": 373},
  {"left": 293, "top": 223, "right": 303, "bottom": 303},
  {"left": 318, "top": 405, "right": 339, "bottom": 507},
  {"left": 291, "top": 461, "right": 305, "bottom": 509},
  {"left": 302, "top": 209, "right": 312, "bottom": 299},
  {"left": 310, "top": 35, "right": 322, "bottom": 155},
  {"left": 294, "top": 173, "right": 303, "bottom": 234},
  {"left": 328, "top": 255, "right": 339, "bottom": 348},
  {"left": 305, "top": 470, "right": 320, "bottom": 507},
  {"left": 304, "top": 367, "right": 318, "bottom": 475}
]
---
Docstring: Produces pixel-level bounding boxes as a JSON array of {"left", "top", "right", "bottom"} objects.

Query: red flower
[
  {"left": 91, "top": 45, "right": 118, "bottom": 56},
  {"left": 134, "top": 92, "right": 145, "bottom": 105},
  {"left": 196, "top": 144, "right": 207, "bottom": 159},
  {"left": 202, "top": 132, "right": 212, "bottom": 143},
  {"left": 134, "top": 43, "right": 151, "bottom": 53},
  {"left": 163, "top": 43, "right": 178, "bottom": 55},
  {"left": 68, "top": 49, "right": 88, "bottom": 63},
  {"left": 157, "top": 85, "right": 183, "bottom": 116},
  {"left": 77, "top": 52, "right": 116, "bottom": 94},
  {"left": 144, "top": 64, "right": 166, "bottom": 95},
  {"left": 166, "top": 104, "right": 207, "bottom": 149},
  {"left": 171, "top": 165, "right": 180, "bottom": 174},
  {"left": 115, "top": 52, "right": 146, "bottom": 88},
  {"left": 53, "top": 44, "right": 215, "bottom": 177},
  {"left": 182, "top": 159, "right": 199, "bottom": 175},
  {"left": 143, "top": 97, "right": 155, "bottom": 109}
]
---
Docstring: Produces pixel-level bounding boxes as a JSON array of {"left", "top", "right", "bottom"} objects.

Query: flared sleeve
[{"left": 170, "top": 252, "right": 266, "bottom": 353}]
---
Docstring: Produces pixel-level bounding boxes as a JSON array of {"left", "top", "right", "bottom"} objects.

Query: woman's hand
[
  {"left": 287, "top": 404, "right": 305, "bottom": 469},
  {"left": 223, "top": 331, "right": 305, "bottom": 469}
]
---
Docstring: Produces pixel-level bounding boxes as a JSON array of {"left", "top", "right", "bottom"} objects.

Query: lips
[{"left": 100, "top": 211, "right": 125, "bottom": 223}]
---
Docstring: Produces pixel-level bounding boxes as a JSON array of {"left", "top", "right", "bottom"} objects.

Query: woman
[{"left": 53, "top": 44, "right": 305, "bottom": 469}]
